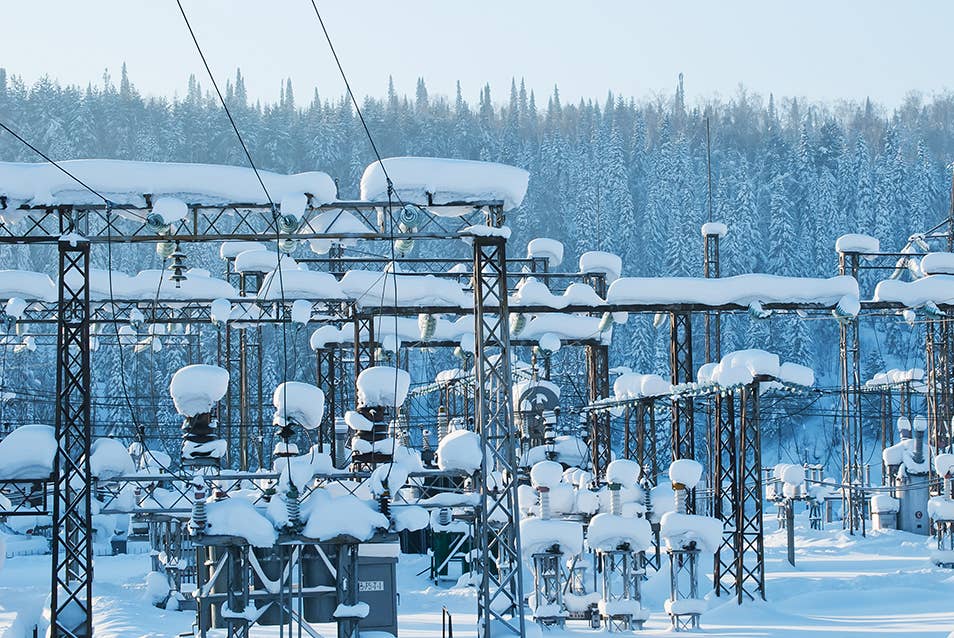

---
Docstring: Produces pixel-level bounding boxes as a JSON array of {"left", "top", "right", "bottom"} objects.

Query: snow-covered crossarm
[
  {"left": 863, "top": 367, "right": 926, "bottom": 391},
  {"left": 360, "top": 157, "right": 529, "bottom": 211},
  {"left": 873, "top": 275, "right": 954, "bottom": 309},
  {"left": 0, "top": 159, "right": 337, "bottom": 208},
  {"left": 606, "top": 274, "right": 860, "bottom": 312}
]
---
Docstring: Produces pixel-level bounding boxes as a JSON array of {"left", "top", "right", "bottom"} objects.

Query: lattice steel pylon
[
  {"left": 712, "top": 391, "right": 738, "bottom": 597},
  {"left": 472, "top": 229, "right": 527, "bottom": 638},
  {"left": 838, "top": 250, "right": 865, "bottom": 535},
  {"left": 50, "top": 230, "right": 93, "bottom": 638},
  {"left": 315, "top": 347, "right": 338, "bottom": 454}
]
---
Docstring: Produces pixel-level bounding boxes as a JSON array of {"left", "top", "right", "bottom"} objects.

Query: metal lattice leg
[
  {"left": 587, "top": 344, "right": 611, "bottom": 479},
  {"left": 50, "top": 235, "right": 93, "bottom": 638},
  {"left": 670, "top": 312, "right": 695, "bottom": 512}
]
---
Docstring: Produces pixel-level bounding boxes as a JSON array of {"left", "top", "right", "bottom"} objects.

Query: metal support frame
[
  {"left": 838, "top": 252, "right": 865, "bottom": 535},
  {"left": 598, "top": 549, "right": 642, "bottom": 631},
  {"left": 669, "top": 312, "right": 695, "bottom": 511},
  {"left": 50, "top": 232, "right": 93, "bottom": 638},
  {"left": 927, "top": 320, "right": 953, "bottom": 452},
  {"left": 736, "top": 381, "right": 765, "bottom": 602},
  {"left": 353, "top": 312, "right": 376, "bottom": 384},
  {"left": 336, "top": 543, "right": 360, "bottom": 638},
  {"left": 530, "top": 551, "right": 565, "bottom": 627},
  {"left": 713, "top": 380, "right": 765, "bottom": 602},
  {"left": 667, "top": 548, "right": 700, "bottom": 631},
  {"left": 587, "top": 343, "right": 611, "bottom": 479},
  {"left": 316, "top": 347, "right": 338, "bottom": 455},
  {"left": 472, "top": 231, "right": 526, "bottom": 638}
]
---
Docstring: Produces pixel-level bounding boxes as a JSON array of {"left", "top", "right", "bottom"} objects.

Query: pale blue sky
[{"left": 1, "top": 1, "right": 950, "bottom": 107}]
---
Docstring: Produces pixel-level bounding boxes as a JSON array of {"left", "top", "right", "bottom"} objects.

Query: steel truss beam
[
  {"left": 50, "top": 234, "right": 93, "bottom": 638},
  {"left": 472, "top": 231, "right": 526, "bottom": 638},
  {"left": 315, "top": 347, "right": 339, "bottom": 455}
]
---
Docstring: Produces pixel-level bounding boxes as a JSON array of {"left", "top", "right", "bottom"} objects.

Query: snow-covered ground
[{"left": 2, "top": 512, "right": 954, "bottom": 637}]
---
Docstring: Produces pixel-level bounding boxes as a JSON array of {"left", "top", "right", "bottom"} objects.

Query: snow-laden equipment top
[
  {"left": 272, "top": 382, "right": 325, "bottom": 430},
  {"left": 0, "top": 159, "right": 337, "bottom": 207},
  {"left": 579, "top": 251, "right": 623, "bottom": 283},
  {"left": 356, "top": 366, "right": 411, "bottom": 407},
  {"left": 302, "top": 489, "right": 389, "bottom": 541},
  {"left": 700, "top": 221, "right": 728, "bottom": 238},
  {"left": 203, "top": 497, "right": 278, "bottom": 547},
  {"left": 0, "top": 271, "right": 57, "bottom": 301},
  {"left": 835, "top": 233, "right": 880, "bottom": 254},
  {"left": 613, "top": 372, "right": 671, "bottom": 399},
  {"left": 359, "top": 157, "right": 529, "bottom": 211},
  {"left": 530, "top": 460, "right": 565, "bottom": 489},
  {"left": 89, "top": 268, "right": 237, "bottom": 300},
  {"left": 660, "top": 512, "right": 723, "bottom": 552},
  {"left": 874, "top": 275, "right": 954, "bottom": 308},
  {"left": 587, "top": 513, "right": 652, "bottom": 552},
  {"left": 607, "top": 274, "right": 859, "bottom": 311},
  {"left": 526, "top": 238, "right": 564, "bottom": 267},
  {"left": 604, "top": 459, "right": 641, "bottom": 486},
  {"left": 0, "top": 424, "right": 56, "bottom": 479},
  {"left": 520, "top": 518, "right": 583, "bottom": 556},
  {"left": 935, "top": 453, "right": 954, "bottom": 476},
  {"left": 921, "top": 253, "right": 954, "bottom": 276},
  {"left": 169, "top": 364, "right": 229, "bottom": 417}
]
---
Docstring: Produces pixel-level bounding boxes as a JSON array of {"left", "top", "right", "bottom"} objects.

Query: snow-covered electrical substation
[{"left": 1, "top": 154, "right": 954, "bottom": 638}]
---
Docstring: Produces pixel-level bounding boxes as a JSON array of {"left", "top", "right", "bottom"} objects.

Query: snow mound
[
  {"left": 204, "top": 497, "right": 278, "bottom": 547},
  {"left": 936, "top": 453, "right": 954, "bottom": 476},
  {"left": 0, "top": 424, "right": 56, "bottom": 479},
  {"left": 701, "top": 221, "right": 728, "bottom": 237},
  {"left": 527, "top": 238, "right": 564, "bottom": 267},
  {"left": 587, "top": 513, "right": 652, "bottom": 551},
  {"left": 613, "top": 372, "right": 671, "bottom": 399},
  {"left": 660, "top": 512, "right": 723, "bottom": 552},
  {"left": 360, "top": 157, "right": 529, "bottom": 211},
  {"left": 579, "top": 251, "right": 623, "bottom": 283},
  {"left": 340, "top": 270, "right": 470, "bottom": 307},
  {"left": 272, "top": 382, "right": 325, "bottom": 430},
  {"left": 302, "top": 490, "right": 388, "bottom": 541},
  {"left": 437, "top": 430, "right": 482, "bottom": 472},
  {"left": 90, "top": 438, "right": 135, "bottom": 479},
  {"left": 874, "top": 275, "right": 954, "bottom": 308},
  {"left": 871, "top": 494, "right": 900, "bottom": 513},
  {"left": 170, "top": 365, "right": 229, "bottom": 417},
  {"left": 356, "top": 366, "right": 411, "bottom": 407},
  {"left": 220, "top": 240, "right": 266, "bottom": 259},
  {"left": 233, "top": 249, "right": 299, "bottom": 274},
  {"left": 835, "top": 233, "right": 880, "bottom": 254}
]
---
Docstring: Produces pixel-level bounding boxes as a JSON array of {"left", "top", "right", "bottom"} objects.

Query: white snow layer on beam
[
  {"left": 0, "top": 271, "right": 56, "bottom": 301},
  {"left": 258, "top": 269, "right": 345, "bottom": 301},
  {"left": 359, "top": 157, "right": 529, "bottom": 211},
  {"left": 233, "top": 249, "right": 300, "bottom": 274},
  {"left": 607, "top": 274, "right": 858, "bottom": 310},
  {"left": 921, "top": 253, "right": 954, "bottom": 276},
  {"left": 219, "top": 241, "right": 266, "bottom": 259},
  {"left": 89, "top": 268, "right": 237, "bottom": 300},
  {"left": 340, "top": 270, "right": 471, "bottom": 307},
  {"left": 874, "top": 275, "right": 954, "bottom": 307},
  {"left": 0, "top": 160, "right": 337, "bottom": 207},
  {"left": 613, "top": 373, "right": 671, "bottom": 399},
  {"left": 510, "top": 278, "right": 605, "bottom": 308}
]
